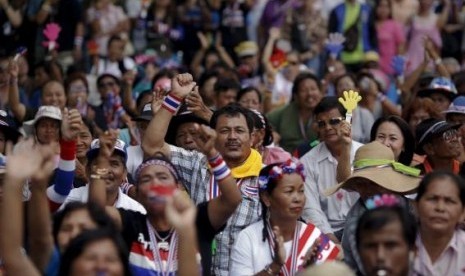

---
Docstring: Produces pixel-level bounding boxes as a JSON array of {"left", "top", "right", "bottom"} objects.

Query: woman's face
[
  {"left": 375, "top": 122, "right": 405, "bottom": 161},
  {"left": 137, "top": 164, "right": 178, "bottom": 214},
  {"left": 69, "top": 239, "right": 124, "bottom": 276},
  {"left": 42, "top": 82, "right": 67, "bottom": 109},
  {"left": 416, "top": 177, "right": 464, "bottom": 235},
  {"left": 57, "top": 209, "right": 98, "bottom": 252},
  {"left": 238, "top": 90, "right": 262, "bottom": 112},
  {"left": 295, "top": 78, "right": 322, "bottom": 110},
  {"left": 67, "top": 79, "right": 88, "bottom": 108},
  {"left": 376, "top": 0, "right": 391, "bottom": 20},
  {"left": 36, "top": 118, "right": 60, "bottom": 145},
  {"left": 336, "top": 76, "right": 356, "bottom": 97},
  {"left": 76, "top": 124, "right": 93, "bottom": 159},
  {"left": 263, "top": 173, "right": 306, "bottom": 221},
  {"left": 358, "top": 219, "right": 411, "bottom": 276}
]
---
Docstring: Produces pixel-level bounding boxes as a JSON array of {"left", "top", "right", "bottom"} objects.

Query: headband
[
  {"left": 365, "top": 194, "right": 401, "bottom": 210},
  {"left": 258, "top": 159, "right": 305, "bottom": 191},
  {"left": 135, "top": 159, "right": 180, "bottom": 183}
]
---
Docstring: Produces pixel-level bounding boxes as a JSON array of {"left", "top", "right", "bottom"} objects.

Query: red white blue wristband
[
  {"left": 208, "top": 153, "right": 231, "bottom": 181},
  {"left": 162, "top": 94, "right": 182, "bottom": 114}
]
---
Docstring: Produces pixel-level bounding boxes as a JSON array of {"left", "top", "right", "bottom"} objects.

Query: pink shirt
[
  {"left": 376, "top": 20, "right": 405, "bottom": 76},
  {"left": 414, "top": 230, "right": 465, "bottom": 276}
]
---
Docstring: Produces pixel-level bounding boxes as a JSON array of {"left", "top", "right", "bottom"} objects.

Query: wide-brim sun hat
[{"left": 324, "top": 141, "right": 421, "bottom": 196}]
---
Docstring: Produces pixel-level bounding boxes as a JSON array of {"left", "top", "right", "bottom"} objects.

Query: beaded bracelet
[
  {"left": 208, "top": 153, "right": 231, "bottom": 181},
  {"left": 120, "top": 182, "right": 134, "bottom": 195},
  {"left": 162, "top": 94, "right": 182, "bottom": 114}
]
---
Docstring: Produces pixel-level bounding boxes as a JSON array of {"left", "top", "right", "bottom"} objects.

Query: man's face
[
  {"left": 430, "top": 92, "right": 451, "bottom": 113},
  {"left": 426, "top": 129, "right": 461, "bottom": 159},
  {"left": 175, "top": 122, "right": 200, "bottom": 151},
  {"left": 89, "top": 154, "right": 127, "bottom": 195},
  {"left": 316, "top": 108, "right": 344, "bottom": 145},
  {"left": 98, "top": 77, "right": 120, "bottom": 98},
  {"left": 108, "top": 39, "right": 125, "bottom": 61},
  {"left": 216, "top": 89, "right": 237, "bottom": 109},
  {"left": 446, "top": 113, "right": 465, "bottom": 145},
  {"left": 214, "top": 114, "right": 252, "bottom": 165},
  {"left": 358, "top": 220, "right": 411, "bottom": 276}
]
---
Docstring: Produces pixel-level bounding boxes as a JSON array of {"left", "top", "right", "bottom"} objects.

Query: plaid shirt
[{"left": 168, "top": 145, "right": 262, "bottom": 275}]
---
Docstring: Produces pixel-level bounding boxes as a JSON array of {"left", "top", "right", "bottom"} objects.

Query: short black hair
[
  {"left": 416, "top": 171, "right": 465, "bottom": 206},
  {"left": 52, "top": 202, "right": 116, "bottom": 246},
  {"left": 291, "top": 72, "right": 321, "bottom": 101},
  {"left": 107, "top": 34, "right": 124, "bottom": 49},
  {"left": 213, "top": 78, "right": 241, "bottom": 96},
  {"left": 237, "top": 86, "right": 263, "bottom": 103},
  {"left": 370, "top": 116, "right": 415, "bottom": 165},
  {"left": 59, "top": 229, "right": 131, "bottom": 276},
  {"left": 210, "top": 103, "right": 254, "bottom": 133},
  {"left": 356, "top": 205, "right": 417, "bottom": 251},
  {"left": 314, "top": 96, "right": 347, "bottom": 118}
]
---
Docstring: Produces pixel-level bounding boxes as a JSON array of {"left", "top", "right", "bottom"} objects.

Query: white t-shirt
[
  {"left": 126, "top": 145, "right": 144, "bottom": 179},
  {"left": 230, "top": 220, "right": 293, "bottom": 275},
  {"left": 60, "top": 185, "right": 146, "bottom": 214}
]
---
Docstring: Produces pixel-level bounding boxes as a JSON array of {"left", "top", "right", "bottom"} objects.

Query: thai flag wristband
[
  {"left": 208, "top": 153, "right": 231, "bottom": 181},
  {"left": 162, "top": 94, "right": 182, "bottom": 114}
]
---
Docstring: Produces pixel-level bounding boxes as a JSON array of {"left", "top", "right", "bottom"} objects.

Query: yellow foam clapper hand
[{"left": 338, "top": 90, "right": 362, "bottom": 123}]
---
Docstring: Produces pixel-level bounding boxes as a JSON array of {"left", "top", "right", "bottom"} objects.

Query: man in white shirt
[
  {"left": 61, "top": 138, "right": 146, "bottom": 214},
  {"left": 300, "top": 96, "right": 362, "bottom": 243}
]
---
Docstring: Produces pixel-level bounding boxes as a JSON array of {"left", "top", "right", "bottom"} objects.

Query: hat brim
[
  {"left": 416, "top": 123, "right": 461, "bottom": 155},
  {"left": 166, "top": 114, "right": 209, "bottom": 144},
  {"left": 86, "top": 148, "right": 127, "bottom": 163},
  {"left": 324, "top": 167, "right": 421, "bottom": 196},
  {"left": 417, "top": 88, "right": 457, "bottom": 101},
  {"left": 132, "top": 115, "right": 153, "bottom": 122}
]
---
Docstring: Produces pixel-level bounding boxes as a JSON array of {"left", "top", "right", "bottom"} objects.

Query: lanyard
[
  {"left": 146, "top": 220, "right": 178, "bottom": 276},
  {"left": 423, "top": 159, "right": 459, "bottom": 174},
  {"left": 266, "top": 220, "right": 301, "bottom": 276}
]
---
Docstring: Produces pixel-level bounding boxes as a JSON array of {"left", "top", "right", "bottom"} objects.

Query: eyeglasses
[
  {"left": 98, "top": 81, "right": 117, "bottom": 88},
  {"left": 441, "top": 129, "right": 459, "bottom": 143},
  {"left": 317, "top": 117, "right": 344, "bottom": 129}
]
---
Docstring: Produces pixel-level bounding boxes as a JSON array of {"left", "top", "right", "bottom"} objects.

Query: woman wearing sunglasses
[{"left": 415, "top": 118, "right": 461, "bottom": 175}]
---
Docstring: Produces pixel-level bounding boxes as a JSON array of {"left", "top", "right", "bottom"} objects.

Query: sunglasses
[
  {"left": 317, "top": 117, "right": 344, "bottom": 129},
  {"left": 441, "top": 129, "right": 459, "bottom": 143},
  {"left": 98, "top": 81, "right": 117, "bottom": 88}
]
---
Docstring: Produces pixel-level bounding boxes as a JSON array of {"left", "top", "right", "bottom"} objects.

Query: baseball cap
[
  {"left": 415, "top": 118, "right": 461, "bottom": 154},
  {"left": 133, "top": 103, "right": 154, "bottom": 122},
  {"left": 33, "top": 106, "right": 62, "bottom": 125},
  {"left": 417, "top": 77, "right": 458, "bottom": 101},
  {"left": 86, "top": 138, "right": 127, "bottom": 162},
  {"left": 0, "top": 110, "right": 21, "bottom": 143},
  {"left": 442, "top": 95, "right": 465, "bottom": 115}
]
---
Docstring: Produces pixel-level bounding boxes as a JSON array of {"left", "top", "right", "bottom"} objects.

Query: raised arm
[
  {"left": 46, "top": 109, "right": 81, "bottom": 212},
  {"left": 1, "top": 140, "right": 56, "bottom": 276},
  {"left": 336, "top": 121, "right": 353, "bottom": 183},
  {"left": 28, "top": 142, "right": 64, "bottom": 273},
  {"left": 87, "top": 130, "right": 123, "bottom": 228},
  {"left": 141, "top": 73, "right": 196, "bottom": 158},
  {"left": 192, "top": 125, "right": 242, "bottom": 230},
  {"left": 262, "top": 28, "right": 280, "bottom": 77},
  {"left": 165, "top": 192, "right": 200, "bottom": 276},
  {"left": 7, "top": 58, "right": 27, "bottom": 123}
]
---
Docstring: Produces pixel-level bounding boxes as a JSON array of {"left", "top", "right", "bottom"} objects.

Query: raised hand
[
  {"left": 336, "top": 120, "right": 352, "bottom": 146},
  {"left": 170, "top": 73, "right": 196, "bottom": 99},
  {"left": 197, "top": 32, "right": 210, "bottom": 50},
  {"left": 151, "top": 87, "right": 165, "bottom": 115},
  {"left": 339, "top": 90, "right": 362, "bottom": 113},
  {"left": 8, "top": 58, "right": 19, "bottom": 80},
  {"left": 165, "top": 191, "right": 197, "bottom": 232},
  {"left": 325, "top": 33, "right": 346, "bottom": 58},
  {"left": 98, "top": 129, "right": 119, "bottom": 159},
  {"left": 30, "top": 144, "right": 57, "bottom": 184},
  {"left": 186, "top": 86, "right": 210, "bottom": 117},
  {"left": 391, "top": 55, "right": 405, "bottom": 77},
  {"left": 61, "top": 108, "right": 83, "bottom": 141},
  {"left": 269, "top": 27, "right": 281, "bottom": 41},
  {"left": 191, "top": 124, "right": 217, "bottom": 158}
]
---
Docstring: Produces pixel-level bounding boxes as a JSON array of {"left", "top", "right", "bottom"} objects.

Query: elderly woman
[
  {"left": 325, "top": 141, "right": 421, "bottom": 274},
  {"left": 230, "top": 159, "right": 340, "bottom": 275},
  {"left": 413, "top": 171, "right": 465, "bottom": 275}
]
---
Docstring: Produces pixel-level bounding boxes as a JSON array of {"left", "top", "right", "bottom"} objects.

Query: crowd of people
[{"left": 0, "top": 0, "right": 465, "bottom": 275}]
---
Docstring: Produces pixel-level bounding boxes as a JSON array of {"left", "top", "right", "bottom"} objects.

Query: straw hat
[{"left": 324, "top": 141, "right": 421, "bottom": 196}]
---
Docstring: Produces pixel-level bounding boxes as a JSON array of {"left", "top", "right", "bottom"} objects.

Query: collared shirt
[
  {"left": 59, "top": 185, "right": 147, "bottom": 214},
  {"left": 300, "top": 141, "right": 362, "bottom": 234},
  {"left": 168, "top": 145, "right": 261, "bottom": 276},
  {"left": 414, "top": 230, "right": 465, "bottom": 276}
]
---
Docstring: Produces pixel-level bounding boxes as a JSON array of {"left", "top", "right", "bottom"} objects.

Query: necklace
[
  {"left": 146, "top": 220, "right": 178, "bottom": 275},
  {"left": 153, "top": 228, "right": 174, "bottom": 251}
]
